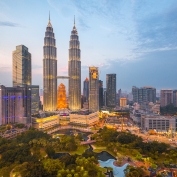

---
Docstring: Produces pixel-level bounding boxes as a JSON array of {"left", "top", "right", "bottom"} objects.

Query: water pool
[{"left": 99, "top": 159, "right": 128, "bottom": 177}]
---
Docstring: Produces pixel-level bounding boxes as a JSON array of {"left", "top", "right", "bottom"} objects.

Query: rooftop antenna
[
  {"left": 49, "top": 11, "right": 50, "bottom": 22},
  {"left": 74, "top": 15, "right": 75, "bottom": 26}
]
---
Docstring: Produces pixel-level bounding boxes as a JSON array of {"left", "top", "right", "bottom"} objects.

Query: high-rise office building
[
  {"left": 103, "top": 88, "right": 107, "bottom": 106},
  {"left": 132, "top": 86, "right": 139, "bottom": 103},
  {"left": 116, "top": 89, "right": 122, "bottom": 106},
  {"left": 13, "top": 45, "right": 39, "bottom": 115},
  {"left": 89, "top": 67, "right": 99, "bottom": 112},
  {"left": 132, "top": 86, "right": 156, "bottom": 104},
  {"left": 173, "top": 90, "right": 177, "bottom": 107},
  {"left": 160, "top": 89, "right": 173, "bottom": 107},
  {"left": 43, "top": 15, "right": 57, "bottom": 111},
  {"left": 68, "top": 18, "right": 81, "bottom": 111},
  {"left": 83, "top": 78, "right": 89, "bottom": 102},
  {"left": 106, "top": 74, "right": 116, "bottom": 107},
  {"left": 12, "top": 45, "right": 31, "bottom": 87},
  {"left": 28, "top": 85, "right": 39, "bottom": 115},
  {"left": 118, "top": 89, "right": 122, "bottom": 98},
  {"left": 0, "top": 85, "right": 31, "bottom": 125},
  {"left": 99, "top": 80, "right": 103, "bottom": 110}
]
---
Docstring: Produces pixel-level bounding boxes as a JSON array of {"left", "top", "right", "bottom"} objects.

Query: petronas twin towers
[
  {"left": 43, "top": 15, "right": 81, "bottom": 111},
  {"left": 68, "top": 21, "right": 81, "bottom": 111}
]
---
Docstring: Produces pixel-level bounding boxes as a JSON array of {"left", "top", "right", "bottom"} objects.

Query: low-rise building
[
  {"left": 32, "top": 115, "right": 59, "bottom": 130},
  {"left": 70, "top": 112, "right": 99, "bottom": 126},
  {"left": 132, "top": 111, "right": 141, "bottom": 125},
  {"left": 151, "top": 103, "right": 160, "bottom": 114},
  {"left": 141, "top": 115, "right": 177, "bottom": 132}
]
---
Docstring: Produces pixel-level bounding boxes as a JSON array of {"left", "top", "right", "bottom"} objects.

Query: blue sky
[{"left": 0, "top": 0, "right": 177, "bottom": 92}]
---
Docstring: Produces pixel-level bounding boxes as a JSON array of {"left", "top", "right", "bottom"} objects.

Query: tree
[
  {"left": 156, "top": 174, "right": 163, "bottom": 177},
  {"left": 116, "top": 153, "right": 123, "bottom": 166},
  {"left": 160, "top": 103, "right": 177, "bottom": 115},
  {"left": 124, "top": 165, "right": 145, "bottom": 177},
  {"left": 151, "top": 163, "right": 157, "bottom": 170},
  {"left": 11, "top": 161, "right": 48, "bottom": 177},
  {"left": 43, "top": 159, "right": 64, "bottom": 176},
  {"left": 60, "top": 154, "right": 78, "bottom": 167},
  {"left": 0, "top": 166, "right": 11, "bottom": 177},
  {"left": 15, "top": 123, "right": 25, "bottom": 128},
  {"left": 45, "top": 146, "right": 55, "bottom": 158}
]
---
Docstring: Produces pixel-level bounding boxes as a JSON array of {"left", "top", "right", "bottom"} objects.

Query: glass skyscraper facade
[
  {"left": 12, "top": 45, "right": 31, "bottom": 87},
  {"left": 132, "top": 86, "right": 156, "bottom": 105},
  {"left": 106, "top": 74, "right": 116, "bottom": 107},
  {"left": 99, "top": 80, "right": 103, "bottom": 110},
  {"left": 43, "top": 17, "right": 57, "bottom": 111},
  {"left": 68, "top": 20, "right": 81, "bottom": 111},
  {"left": 83, "top": 78, "right": 89, "bottom": 102},
  {"left": 27, "top": 85, "right": 39, "bottom": 115},
  {"left": 0, "top": 85, "right": 31, "bottom": 125},
  {"left": 89, "top": 67, "right": 99, "bottom": 112}
]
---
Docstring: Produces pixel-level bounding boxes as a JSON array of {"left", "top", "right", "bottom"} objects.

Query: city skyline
[{"left": 1, "top": 0, "right": 177, "bottom": 91}]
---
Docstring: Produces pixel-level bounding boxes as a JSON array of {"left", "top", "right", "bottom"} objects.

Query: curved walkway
[{"left": 0, "top": 128, "right": 27, "bottom": 139}]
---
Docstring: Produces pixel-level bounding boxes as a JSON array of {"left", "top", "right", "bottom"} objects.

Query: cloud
[
  {"left": 98, "top": 48, "right": 177, "bottom": 91},
  {"left": 0, "top": 21, "right": 21, "bottom": 27},
  {"left": 78, "top": 17, "right": 90, "bottom": 30},
  {"left": 134, "top": 1, "right": 177, "bottom": 50}
]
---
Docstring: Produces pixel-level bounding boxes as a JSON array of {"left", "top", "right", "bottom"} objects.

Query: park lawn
[
  {"left": 70, "top": 145, "right": 89, "bottom": 155},
  {"left": 92, "top": 145, "right": 116, "bottom": 157},
  {"left": 92, "top": 145, "right": 107, "bottom": 152}
]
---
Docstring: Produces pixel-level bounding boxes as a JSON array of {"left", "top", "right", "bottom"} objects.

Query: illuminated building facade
[
  {"left": 89, "top": 67, "right": 99, "bottom": 112},
  {"left": 68, "top": 18, "right": 81, "bottom": 111},
  {"left": 106, "top": 74, "right": 116, "bottom": 107},
  {"left": 12, "top": 45, "right": 31, "bottom": 87},
  {"left": 0, "top": 85, "right": 31, "bottom": 125},
  {"left": 120, "top": 98, "right": 127, "bottom": 107},
  {"left": 43, "top": 15, "right": 57, "bottom": 111},
  {"left": 70, "top": 112, "right": 99, "bottom": 126},
  {"left": 83, "top": 78, "right": 89, "bottom": 101},
  {"left": 32, "top": 115, "right": 59, "bottom": 130},
  {"left": 57, "top": 83, "right": 68, "bottom": 109}
]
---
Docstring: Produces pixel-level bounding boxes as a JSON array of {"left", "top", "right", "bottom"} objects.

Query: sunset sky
[{"left": 1, "top": 0, "right": 177, "bottom": 92}]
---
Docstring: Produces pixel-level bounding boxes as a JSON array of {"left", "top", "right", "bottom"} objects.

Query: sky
[{"left": 0, "top": 0, "right": 177, "bottom": 93}]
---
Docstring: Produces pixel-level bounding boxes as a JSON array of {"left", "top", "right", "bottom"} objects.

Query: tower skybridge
[{"left": 57, "top": 76, "right": 69, "bottom": 79}]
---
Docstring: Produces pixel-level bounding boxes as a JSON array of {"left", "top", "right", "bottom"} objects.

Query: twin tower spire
[
  {"left": 43, "top": 13, "right": 81, "bottom": 111},
  {"left": 48, "top": 12, "right": 75, "bottom": 27}
]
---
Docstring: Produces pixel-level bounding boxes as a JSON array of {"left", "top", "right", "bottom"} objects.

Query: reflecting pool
[{"left": 99, "top": 159, "right": 128, "bottom": 177}]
